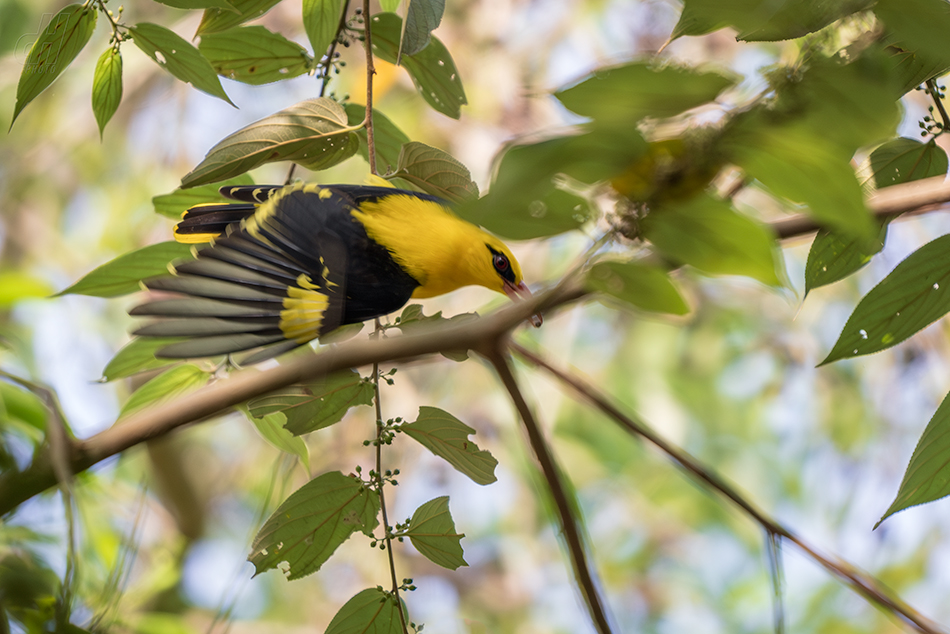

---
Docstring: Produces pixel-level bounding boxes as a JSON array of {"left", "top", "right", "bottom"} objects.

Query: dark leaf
[
  {"left": 401, "top": 0, "right": 444, "bottom": 57},
  {"left": 344, "top": 103, "right": 410, "bottom": 173},
  {"left": 196, "top": 0, "right": 283, "bottom": 35},
  {"left": 153, "top": 0, "right": 236, "bottom": 9},
  {"left": 587, "top": 260, "right": 689, "bottom": 315},
  {"left": 393, "top": 305, "right": 477, "bottom": 361},
  {"left": 401, "top": 406, "right": 497, "bottom": 484},
  {"left": 198, "top": 25, "right": 312, "bottom": 85},
  {"left": 671, "top": 0, "right": 873, "bottom": 41},
  {"left": 92, "top": 47, "right": 122, "bottom": 137},
  {"left": 58, "top": 242, "right": 196, "bottom": 298},
  {"left": 876, "top": 0, "right": 950, "bottom": 74},
  {"left": 388, "top": 141, "right": 478, "bottom": 203},
  {"left": 405, "top": 496, "right": 467, "bottom": 570},
  {"left": 869, "top": 137, "right": 949, "bottom": 189},
  {"left": 325, "top": 588, "right": 406, "bottom": 634}
]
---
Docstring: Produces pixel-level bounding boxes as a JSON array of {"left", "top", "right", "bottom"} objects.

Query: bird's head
[{"left": 480, "top": 238, "right": 543, "bottom": 327}]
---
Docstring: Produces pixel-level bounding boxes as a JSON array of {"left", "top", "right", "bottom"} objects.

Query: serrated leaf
[
  {"left": 554, "top": 62, "right": 735, "bottom": 126},
  {"left": 401, "top": 406, "right": 497, "bottom": 484},
  {"left": 401, "top": 0, "right": 444, "bottom": 57},
  {"left": 405, "top": 496, "right": 466, "bottom": 570},
  {"left": 181, "top": 98, "right": 357, "bottom": 187},
  {"left": 102, "top": 337, "right": 183, "bottom": 382},
  {"left": 325, "top": 588, "right": 406, "bottom": 634},
  {"left": 153, "top": 0, "right": 236, "bottom": 9},
  {"left": 92, "top": 47, "right": 123, "bottom": 138},
  {"left": 303, "top": 0, "right": 345, "bottom": 59},
  {"left": 11, "top": 4, "right": 97, "bottom": 128},
  {"left": 344, "top": 103, "right": 410, "bottom": 173},
  {"left": 821, "top": 234, "right": 950, "bottom": 364},
  {"left": 869, "top": 137, "right": 949, "bottom": 189},
  {"left": 198, "top": 25, "right": 312, "bottom": 85},
  {"left": 643, "top": 194, "right": 782, "bottom": 285},
  {"left": 387, "top": 142, "right": 478, "bottom": 203},
  {"left": 58, "top": 242, "right": 196, "bottom": 298},
  {"left": 245, "top": 410, "right": 310, "bottom": 470},
  {"left": 246, "top": 369, "right": 374, "bottom": 435},
  {"left": 153, "top": 174, "right": 255, "bottom": 218},
  {"left": 249, "top": 472, "right": 379, "bottom": 579},
  {"left": 587, "top": 261, "right": 689, "bottom": 315},
  {"left": 0, "top": 272, "right": 53, "bottom": 307},
  {"left": 130, "top": 22, "right": 234, "bottom": 106},
  {"left": 878, "top": 389, "right": 950, "bottom": 525},
  {"left": 119, "top": 365, "right": 210, "bottom": 418},
  {"left": 370, "top": 12, "right": 466, "bottom": 118},
  {"left": 196, "top": 0, "right": 283, "bottom": 35}
]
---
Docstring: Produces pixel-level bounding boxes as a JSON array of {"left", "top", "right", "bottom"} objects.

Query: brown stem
[
  {"left": 927, "top": 79, "right": 950, "bottom": 133},
  {"left": 362, "top": 0, "right": 377, "bottom": 175},
  {"left": 320, "top": 0, "right": 350, "bottom": 98}
]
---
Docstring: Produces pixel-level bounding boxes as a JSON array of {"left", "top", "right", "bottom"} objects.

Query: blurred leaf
[
  {"left": 0, "top": 382, "right": 47, "bottom": 432},
  {"left": 671, "top": 0, "right": 872, "bottom": 40},
  {"left": 401, "top": 0, "right": 444, "bottom": 57},
  {"left": 59, "top": 242, "right": 196, "bottom": 298},
  {"left": 249, "top": 472, "right": 379, "bottom": 580},
  {"left": 587, "top": 261, "right": 690, "bottom": 315},
  {"left": 821, "top": 235, "right": 950, "bottom": 364},
  {"left": 388, "top": 142, "right": 478, "bottom": 203},
  {"left": 196, "top": 0, "right": 283, "bottom": 34},
  {"left": 325, "top": 588, "right": 406, "bottom": 634},
  {"left": 135, "top": 613, "right": 203, "bottom": 634},
  {"left": 610, "top": 137, "right": 723, "bottom": 203},
  {"left": 887, "top": 44, "right": 950, "bottom": 95},
  {"left": 0, "top": 272, "right": 53, "bottom": 307},
  {"left": 153, "top": 0, "right": 236, "bottom": 8},
  {"left": 303, "top": 0, "right": 345, "bottom": 58},
  {"left": 876, "top": 0, "right": 950, "bottom": 72},
  {"left": 393, "top": 305, "right": 477, "bottom": 361},
  {"left": 405, "top": 496, "right": 467, "bottom": 570},
  {"left": 371, "top": 12, "right": 466, "bottom": 118},
  {"left": 245, "top": 410, "right": 310, "bottom": 470},
  {"left": 101, "top": 337, "right": 183, "bottom": 381},
  {"left": 344, "top": 103, "right": 409, "bottom": 172},
  {"left": 181, "top": 98, "right": 357, "bottom": 187},
  {"left": 555, "top": 62, "right": 735, "bottom": 126},
  {"left": 92, "top": 47, "right": 122, "bottom": 138},
  {"left": 130, "top": 23, "right": 234, "bottom": 106},
  {"left": 401, "top": 407, "right": 497, "bottom": 484},
  {"left": 643, "top": 194, "right": 782, "bottom": 285},
  {"left": 198, "top": 25, "right": 312, "bottom": 85},
  {"left": 246, "top": 369, "right": 374, "bottom": 435},
  {"left": 119, "top": 365, "right": 209, "bottom": 418},
  {"left": 869, "top": 137, "right": 949, "bottom": 188},
  {"left": 804, "top": 225, "right": 888, "bottom": 294},
  {"left": 153, "top": 174, "right": 255, "bottom": 218},
  {"left": 878, "top": 388, "right": 950, "bottom": 525},
  {"left": 11, "top": 4, "right": 97, "bottom": 128}
]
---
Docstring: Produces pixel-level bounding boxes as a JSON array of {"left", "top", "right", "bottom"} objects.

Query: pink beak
[{"left": 504, "top": 281, "right": 543, "bottom": 327}]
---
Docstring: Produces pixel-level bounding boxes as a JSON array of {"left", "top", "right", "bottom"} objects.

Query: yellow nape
[
  {"left": 279, "top": 275, "right": 328, "bottom": 343},
  {"left": 350, "top": 194, "right": 524, "bottom": 298}
]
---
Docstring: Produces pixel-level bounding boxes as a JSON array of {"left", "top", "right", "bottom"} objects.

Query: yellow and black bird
[{"left": 131, "top": 182, "right": 541, "bottom": 363}]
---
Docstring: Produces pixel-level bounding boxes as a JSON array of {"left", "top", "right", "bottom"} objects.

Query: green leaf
[
  {"left": 344, "top": 103, "right": 410, "bottom": 173},
  {"left": 370, "top": 12, "right": 467, "bottom": 119},
  {"left": 198, "top": 25, "right": 312, "bottom": 85},
  {"left": 11, "top": 4, "right": 97, "bottom": 128},
  {"left": 58, "top": 242, "right": 196, "bottom": 298},
  {"left": 153, "top": 0, "right": 237, "bottom": 9},
  {"left": 671, "top": 0, "right": 873, "bottom": 41},
  {"left": 180, "top": 98, "right": 357, "bottom": 187},
  {"left": 821, "top": 234, "right": 950, "bottom": 365},
  {"left": 0, "top": 272, "right": 53, "bottom": 307},
  {"left": 153, "top": 174, "right": 255, "bottom": 218},
  {"left": 401, "top": 0, "right": 444, "bottom": 56},
  {"left": 244, "top": 410, "right": 310, "bottom": 470},
  {"left": 878, "top": 389, "right": 950, "bottom": 525},
  {"left": 92, "top": 47, "right": 123, "bottom": 138},
  {"left": 246, "top": 369, "right": 374, "bottom": 435},
  {"left": 404, "top": 496, "right": 467, "bottom": 570},
  {"left": 196, "top": 0, "right": 283, "bottom": 35},
  {"left": 101, "top": 337, "right": 183, "bottom": 381},
  {"left": 401, "top": 406, "right": 497, "bottom": 485},
  {"left": 130, "top": 23, "right": 235, "bottom": 106},
  {"left": 876, "top": 0, "right": 950, "bottom": 73},
  {"left": 119, "top": 365, "right": 210, "bottom": 418},
  {"left": 393, "top": 305, "right": 477, "bottom": 361},
  {"left": 869, "top": 137, "right": 949, "bottom": 189},
  {"left": 642, "top": 194, "right": 783, "bottom": 285},
  {"left": 804, "top": 225, "right": 888, "bottom": 294},
  {"left": 554, "top": 62, "right": 735, "bottom": 126},
  {"left": 886, "top": 44, "right": 950, "bottom": 95},
  {"left": 0, "top": 382, "right": 47, "bottom": 432},
  {"left": 249, "top": 472, "right": 379, "bottom": 579},
  {"left": 587, "top": 261, "right": 689, "bottom": 315},
  {"left": 325, "top": 588, "right": 406, "bottom": 634},
  {"left": 380, "top": 0, "right": 401, "bottom": 11},
  {"left": 387, "top": 142, "right": 478, "bottom": 203},
  {"left": 303, "top": 0, "right": 345, "bottom": 58}
]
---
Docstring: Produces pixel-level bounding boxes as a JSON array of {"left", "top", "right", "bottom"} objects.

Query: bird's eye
[{"left": 493, "top": 254, "right": 509, "bottom": 271}]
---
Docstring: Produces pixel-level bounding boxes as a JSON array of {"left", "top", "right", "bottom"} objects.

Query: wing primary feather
[
  {"left": 156, "top": 333, "right": 287, "bottom": 358},
  {"left": 143, "top": 276, "right": 286, "bottom": 301},
  {"left": 129, "top": 297, "right": 279, "bottom": 318},
  {"left": 172, "top": 258, "right": 288, "bottom": 291},
  {"left": 134, "top": 319, "right": 281, "bottom": 337}
]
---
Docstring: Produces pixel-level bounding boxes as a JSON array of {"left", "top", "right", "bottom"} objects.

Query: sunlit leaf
[
  {"left": 0, "top": 272, "right": 53, "bottom": 307},
  {"left": 180, "top": 98, "right": 357, "bottom": 188},
  {"left": 249, "top": 472, "right": 379, "bottom": 580},
  {"left": 101, "top": 337, "right": 183, "bottom": 381},
  {"left": 152, "top": 174, "right": 255, "bottom": 218},
  {"left": 401, "top": 0, "right": 444, "bottom": 57},
  {"left": 401, "top": 407, "right": 497, "bottom": 484},
  {"left": 587, "top": 261, "right": 689, "bottom": 315},
  {"left": 821, "top": 235, "right": 950, "bottom": 364},
  {"left": 325, "top": 588, "right": 406, "bottom": 634},
  {"left": 405, "top": 496, "right": 467, "bottom": 570},
  {"left": 878, "top": 389, "right": 950, "bottom": 525},
  {"left": 130, "top": 23, "right": 235, "bottom": 106},
  {"left": 196, "top": 0, "right": 283, "bottom": 34},
  {"left": 58, "top": 242, "right": 196, "bottom": 298},
  {"left": 119, "top": 365, "right": 210, "bottom": 418},
  {"left": 388, "top": 142, "right": 478, "bottom": 203},
  {"left": 153, "top": 0, "right": 236, "bottom": 9},
  {"left": 303, "top": 0, "right": 345, "bottom": 59},
  {"left": 92, "top": 47, "right": 123, "bottom": 137},
  {"left": 370, "top": 12, "right": 466, "bottom": 119},
  {"left": 642, "top": 194, "right": 782, "bottom": 285},
  {"left": 198, "top": 25, "right": 312, "bottom": 85},
  {"left": 246, "top": 369, "right": 374, "bottom": 436},
  {"left": 244, "top": 410, "right": 310, "bottom": 470},
  {"left": 11, "top": 4, "right": 97, "bottom": 128},
  {"left": 344, "top": 103, "right": 410, "bottom": 173}
]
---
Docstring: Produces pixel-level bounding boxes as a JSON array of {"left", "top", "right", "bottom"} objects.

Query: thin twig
[
  {"left": 362, "top": 0, "right": 377, "bottom": 175},
  {"left": 510, "top": 343, "right": 945, "bottom": 634},
  {"left": 927, "top": 79, "right": 950, "bottom": 133},
  {"left": 320, "top": 0, "right": 350, "bottom": 97},
  {"left": 485, "top": 344, "right": 616, "bottom": 634}
]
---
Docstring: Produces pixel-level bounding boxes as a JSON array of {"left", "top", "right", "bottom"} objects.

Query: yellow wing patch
[{"left": 279, "top": 274, "right": 329, "bottom": 343}]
